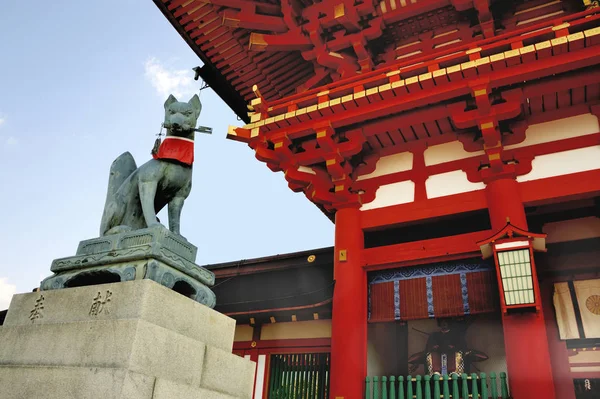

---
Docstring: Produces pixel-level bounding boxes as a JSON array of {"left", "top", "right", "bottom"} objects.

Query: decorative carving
[
  {"left": 89, "top": 290, "right": 112, "bottom": 316},
  {"left": 52, "top": 245, "right": 152, "bottom": 272},
  {"left": 79, "top": 240, "right": 112, "bottom": 255},
  {"left": 122, "top": 266, "right": 136, "bottom": 281},
  {"left": 120, "top": 234, "right": 153, "bottom": 248},
  {"left": 161, "top": 272, "right": 175, "bottom": 288},
  {"left": 586, "top": 295, "right": 600, "bottom": 315},
  {"left": 29, "top": 295, "right": 45, "bottom": 322}
]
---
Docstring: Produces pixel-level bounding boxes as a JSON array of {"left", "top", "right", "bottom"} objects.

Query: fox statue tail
[{"left": 99, "top": 152, "right": 137, "bottom": 235}]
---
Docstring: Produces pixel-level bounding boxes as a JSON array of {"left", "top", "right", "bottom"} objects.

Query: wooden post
[
  {"left": 366, "top": 377, "right": 371, "bottom": 399},
  {"left": 374, "top": 376, "right": 380, "bottom": 399},
  {"left": 490, "top": 372, "right": 497, "bottom": 399},
  {"left": 416, "top": 375, "right": 423, "bottom": 399},
  {"left": 433, "top": 375, "right": 440, "bottom": 399},
  {"left": 330, "top": 206, "right": 366, "bottom": 399},
  {"left": 442, "top": 375, "right": 450, "bottom": 399},
  {"left": 461, "top": 374, "right": 469, "bottom": 399},
  {"left": 390, "top": 376, "right": 396, "bottom": 399},
  {"left": 470, "top": 373, "right": 478, "bottom": 399},
  {"left": 480, "top": 373, "right": 487, "bottom": 399},
  {"left": 452, "top": 374, "right": 460, "bottom": 399},
  {"left": 485, "top": 178, "right": 556, "bottom": 399},
  {"left": 407, "top": 376, "right": 413, "bottom": 399},
  {"left": 500, "top": 372, "right": 509, "bottom": 399},
  {"left": 383, "top": 376, "right": 388, "bottom": 399},
  {"left": 424, "top": 375, "right": 431, "bottom": 399},
  {"left": 398, "top": 376, "right": 405, "bottom": 399}
]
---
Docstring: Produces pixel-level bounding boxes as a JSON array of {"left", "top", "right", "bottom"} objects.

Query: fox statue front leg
[
  {"left": 168, "top": 180, "right": 191, "bottom": 235},
  {"left": 139, "top": 180, "right": 160, "bottom": 228}
]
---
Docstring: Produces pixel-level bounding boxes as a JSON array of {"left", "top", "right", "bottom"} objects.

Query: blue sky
[{"left": 0, "top": 1, "right": 333, "bottom": 308}]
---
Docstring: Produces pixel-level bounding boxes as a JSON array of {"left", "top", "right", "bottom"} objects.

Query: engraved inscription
[
  {"left": 89, "top": 290, "right": 112, "bottom": 316},
  {"left": 29, "top": 294, "right": 45, "bottom": 322}
]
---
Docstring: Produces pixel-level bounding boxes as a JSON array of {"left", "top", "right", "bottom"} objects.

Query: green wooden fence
[
  {"left": 268, "top": 353, "right": 330, "bottom": 399},
  {"left": 366, "top": 372, "right": 510, "bottom": 399}
]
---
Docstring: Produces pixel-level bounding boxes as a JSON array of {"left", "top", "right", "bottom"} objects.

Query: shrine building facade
[{"left": 154, "top": 0, "right": 600, "bottom": 398}]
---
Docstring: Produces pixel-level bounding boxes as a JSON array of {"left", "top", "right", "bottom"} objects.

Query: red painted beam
[
  {"left": 255, "top": 45, "right": 600, "bottom": 143},
  {"left": 521, "top": 168, "right": 600, "bottom": 206},
  {"left": 361, "top": 167, "right": 600, "bottom": 231},
  {"left": 361, "top": 190, "right": 487, "bottom": 230},
  {"left": 363, "top": 230, "right": 492, "bottom": 269},
  {"left": 234, "top": 338, "right": 331, "bottom": 351}
]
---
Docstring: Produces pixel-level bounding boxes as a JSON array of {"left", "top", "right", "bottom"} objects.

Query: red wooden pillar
[
  {"left": 485, "top": 178, "right": 557, "bottom": 399},
  {"left": 329, "top": 206, "right": 366, "bottom": 399}
]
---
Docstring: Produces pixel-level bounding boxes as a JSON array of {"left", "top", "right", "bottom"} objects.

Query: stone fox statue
[{"left": 100, "top": 94, "right": 201, "bottom": 236}]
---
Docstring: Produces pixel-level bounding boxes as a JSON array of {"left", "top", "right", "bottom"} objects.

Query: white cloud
[
  {"left": 0, "top": 117, "right": 5, "bottom": 127},
  {"left": 0, "top": 277, "right": 17, "bottom": 310},
  {"left": 144, "top": 57, "right": 197, "bottom": 99},
  {"left": 5, "top": 136, "right": 17, "bottom": 146}
]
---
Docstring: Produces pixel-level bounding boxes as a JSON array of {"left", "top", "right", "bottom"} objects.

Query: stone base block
[
  {"left": 154, "top": 378, "right": 236, "bottom": 399},
  {"left": 4, "top": 279, "right": 234, "bottom": 352},
  {"left": 40, "top": 225, "right": 215, "bottom": 307},
  {"left": 0, "top": 280, "right": 255, "bottom": 398}
]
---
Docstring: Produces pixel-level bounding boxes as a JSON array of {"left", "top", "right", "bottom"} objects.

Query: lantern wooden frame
[{"left": 477, "top": 223, "right": 547, "bottom": 314}]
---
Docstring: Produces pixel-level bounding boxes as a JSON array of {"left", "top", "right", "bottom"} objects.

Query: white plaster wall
[
  {"left": 465, "top": 313, "right": 508, "bottom": 378},
  {"left": 426, "top": 170, "right": 485, "bottom": 199},
  {"left": 368, "top": 322, "right": 407, "bottom": 377},
  {"left": 505, "top": 113, "right": 599, "bottom": 150},
  {"left": 260, "top": 319, "right": 331, "bottom": 340},
  {"left": 543, "top": 217, "right": 600, "bottom": 244},
  {"left": 234, "top": 324, "right": 254, "bottom": 342},
  {"left": 357, "top": 152, "right": 413, "bottom": 181},
  {"left": 254, "top": 354, "right": 266, "bottom": 399},
  {"left": 516, "top": 146, "right": 600, "bottom": 183},
  {"left": 424, "top": 141, "right": 485, "bottom": 166},
  {"left": 361, "top": 180, "right": 415, "bottom": 210}
]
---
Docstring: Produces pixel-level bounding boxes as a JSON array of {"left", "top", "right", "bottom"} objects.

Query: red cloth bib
[{"left": 152, "top": 137, "right": 194, "bottom": 166}]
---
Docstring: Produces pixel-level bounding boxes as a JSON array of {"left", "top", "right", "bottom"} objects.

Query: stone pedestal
[
  {"left": 40, "top": 225, "right": 216, "bottom": 308},
  {"left": 0, "top": 280, "right": 255, "bottom": 399}
]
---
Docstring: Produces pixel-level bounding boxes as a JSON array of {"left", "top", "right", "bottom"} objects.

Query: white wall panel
[
  {"left": 516, "top": 146, "right": 600, "bottom": 182},
  {"left": 254, "top": 354, "right": 266, "bottom": 399},
  {"left": 424, "top": 141, "right": 485, "bottom": 166},
  {"left": 361, "top": 181, "right": 415, "bottom": 210},
  {"left": 506, "top": 113, "right": 599, "bottom": 150},
  {"left": 357, "top": 152, "right": 413, "bottom": 181},
  {"left": 426, "top": 170, "right": 485, "bottom": 198}
]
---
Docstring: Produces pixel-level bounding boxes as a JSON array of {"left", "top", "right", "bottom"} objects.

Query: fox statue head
[{"left": 163, "top": 94, "right": 202, "bottom": 137}]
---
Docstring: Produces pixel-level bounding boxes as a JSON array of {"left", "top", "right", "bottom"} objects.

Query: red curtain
[
  {"left": 369, "top": 281, "right": 395, "bottom": 322},
  {"left": 432, "top": 274, "right": 464, "bottom": 318},
  {"left": 399, "top": 278, "right": 429, "bottom": 320},
  {"left": 369, "top": 270, "right": 499, "bottom": 322},
  {"left": 467, "top": 271, "right": 499, "bottom": 314}
]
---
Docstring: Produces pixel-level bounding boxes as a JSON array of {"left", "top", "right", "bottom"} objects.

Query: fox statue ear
[
  {"left": 188, "top": 94, "right": 202, "bottom": 116},
  {"left": 164, "top": 94, "right": 178, "bottom": 109}
]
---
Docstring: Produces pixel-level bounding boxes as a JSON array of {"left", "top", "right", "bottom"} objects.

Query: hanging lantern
[{"left": 477, "top": 221, "right": 547, "bottom": 313}]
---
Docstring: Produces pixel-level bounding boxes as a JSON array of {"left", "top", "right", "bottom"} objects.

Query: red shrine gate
[{"left": 154, "top": 0, "right": 600, "bottom": 398}]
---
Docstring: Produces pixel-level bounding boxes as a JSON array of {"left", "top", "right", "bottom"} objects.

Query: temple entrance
[
  {"left": 367, "top": 258, "right": 509, "bottom": 396},
  {"left": 367, "top": 314, "right": 507, "bottom": 378}
]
